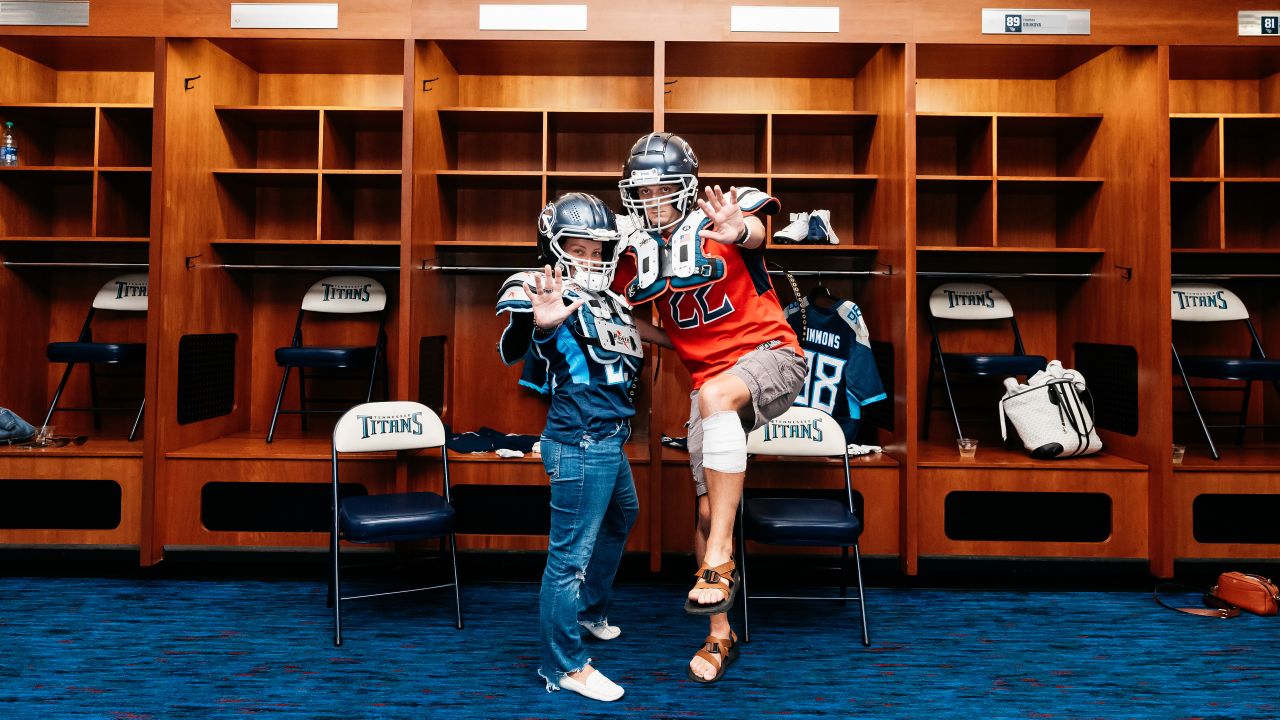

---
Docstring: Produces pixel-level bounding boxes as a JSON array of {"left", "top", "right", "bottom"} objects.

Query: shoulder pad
[
  {"left": 496, "top": 271, "right": 539, "bottom": 314},
  {"left": 834, "top": 300, "right": 865, "bottom": 330},
  {"left": 735, "top": 187, "right": 781, "bottom": 217},
  {"left": 783, "top": 300, "right": 803, "bottom": 318}
]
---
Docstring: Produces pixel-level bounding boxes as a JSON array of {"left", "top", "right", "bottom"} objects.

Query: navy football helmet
[
  {"left": 618, "top": 132, "right": 699, "bottom": 232},
  {"left": 537, "top": 192, "right": 623, "bottom": 292}
]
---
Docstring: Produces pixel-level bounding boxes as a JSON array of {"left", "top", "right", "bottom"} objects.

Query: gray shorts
[{"left": 686, "top": 346, "right": 808, "bottom": 496}]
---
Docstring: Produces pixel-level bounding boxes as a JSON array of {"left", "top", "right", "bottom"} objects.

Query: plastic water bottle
[{"left": 0, "top": 122, "right": 16, "bottom": 166}]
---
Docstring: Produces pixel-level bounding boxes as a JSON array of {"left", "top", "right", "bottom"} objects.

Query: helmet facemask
[{"left": 619, "top": 169, "right": 699, "bottom": 233}]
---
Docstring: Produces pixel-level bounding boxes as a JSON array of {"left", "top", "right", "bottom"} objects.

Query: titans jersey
[
  {"left": 784, "top": 299, "right": 887, "bottom": 442},
  {"left": 497, "top": 274, "right": 641, "bottom": 444},
  {"left": 613, "top": 193, "right": 800, "bottom": 388}
]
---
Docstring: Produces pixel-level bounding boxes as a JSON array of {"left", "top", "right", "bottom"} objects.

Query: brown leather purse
[{"left": 1155, "top": 572, "right": 1280, "bottom": 618}]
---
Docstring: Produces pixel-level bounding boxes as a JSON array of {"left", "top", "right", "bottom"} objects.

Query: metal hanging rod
[
  {"left": 1173, "top": 273, "right": 1280, "bottom": 280},
  {"left": 3, "top": 262, "right": 149, "bottom": 269},
  {"left": 422, "top": 263, "right": 888, "bottom": 277},
  {"left": 193, "top": 264, "right": 400, "bottom": 272},
  {"left": 917, "top": 271, "right": 1093, "bottom": 279}
]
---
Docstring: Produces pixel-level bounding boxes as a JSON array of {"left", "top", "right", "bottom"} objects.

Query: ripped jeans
[{"left": 537, "top": 422, "right": 639, "bottom": 690}]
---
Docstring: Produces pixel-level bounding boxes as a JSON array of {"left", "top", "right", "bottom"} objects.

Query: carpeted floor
[{"left": 1, "top": 574, "right": 1276, "bottom": 719}]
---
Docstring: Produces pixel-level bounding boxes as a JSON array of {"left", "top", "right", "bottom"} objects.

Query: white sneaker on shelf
[
  {"left": 559, "top": 669, "right": 625, "bottom": 702},
  {"left": 807, "top": 209, "right": 840, "bottom": 245},
  {"left": 772, "top": 211, "right": 810, "bottom": 244},
  {"left": 578, "top": 619, "right": 621, "bottom": 640}
]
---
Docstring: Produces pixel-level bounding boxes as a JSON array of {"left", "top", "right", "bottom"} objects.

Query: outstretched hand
[
  {"left": 523, "top": 265, "right": 584, "bottom": 331},
  {"left": 696, "top": 185, "right": 746, "bottom": 245}
]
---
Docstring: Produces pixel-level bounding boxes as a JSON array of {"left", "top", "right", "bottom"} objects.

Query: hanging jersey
[
  {"left": 496, "top": 274, "right": 641, "bottom": 444},
  {"left": 784, "top": 299, "right": 887, "bottom": 442}
]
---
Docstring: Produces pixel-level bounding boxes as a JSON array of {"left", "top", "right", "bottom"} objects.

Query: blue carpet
[{"left": 0, "top": 576, "right": 1277, "bottom": 719}]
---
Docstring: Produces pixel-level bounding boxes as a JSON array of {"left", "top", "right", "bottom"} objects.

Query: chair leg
[
  {"left": 737, "top": 500, "right": 750, "bottom": 643},
  {"left": 43, "top": 362, "right": 77, "bottom": 429},
  {"left": 88, "top": 362, "right": 102, "bottom": 431},
  {"left": 449, "top": 533, "right": 464, "bottom": 630},
  {"left": 1238, "top": 380, "right": 1253, "bottom": 446},
  {"left": 840, "top": 545, "right": 849, "bottom": 604},
  {"left": 853, "top": 542, "right": 869, "bottom": 647},
  {"left": 331, "top": 527, "right": 342, "bottom": 647},
  {"left": 128, "top": 397, "right": 145, "bottom": 442},
  {"left": 1174, "top": 347, "right": 1219, "bottom": 460},
  {"left": 935, "top": 348, "right": 965, "bottom": 441},
  {"left": 267, "top": 366, "right": 292, "bottom": 444},
  {"left": 923, "top": 352, "right": 936, "bottom": 439},
  {"left": 298, "top": 367, "right": 309, "bottom": 432}
]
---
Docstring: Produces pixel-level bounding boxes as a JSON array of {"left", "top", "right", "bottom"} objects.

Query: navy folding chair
[
  {"left": 268, "top": 275, "right": 389, "bottom": 443},
  {"left": 924, "top": 282, "right": 1047, "bottom": 440},
  {"left": 44, "top": 273, "right": 148, "bottom": 441},
  {"left": 738, "top": 406, "right": 870, "bottom": 646},
  {"left": 330, "top": 401, "right": 462, "bottom": 646},
  {"left": 1171, "top": 283, "right": 1280, "bottom": 461}
]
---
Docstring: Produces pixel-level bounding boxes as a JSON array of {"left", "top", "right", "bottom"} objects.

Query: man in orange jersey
[{"left": 614, "top": 133, "right": 807, "bottom": 683}]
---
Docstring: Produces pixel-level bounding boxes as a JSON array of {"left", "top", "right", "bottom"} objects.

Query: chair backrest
[
  {"left": 333, "top": 401, "right": 445, "bottom": 453},
  {"left": 92, "top": 273, "right": 148, "bottom": 312},
  {"left": 302, "top": 275, "right": 387, "bottom": 314},
  {"left": 1170, "top": 283, "right": 1249, "bottom": 323},
  {"left": 928, "top": 282, "right": 1014, "bottom": 320},
  {"left": 746, "top": 406, "right": 848, "bottom": 458}
]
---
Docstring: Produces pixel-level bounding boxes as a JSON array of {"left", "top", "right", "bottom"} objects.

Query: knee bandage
[{"left": 701, "top": 411, "right": 747, "bottom": 473}]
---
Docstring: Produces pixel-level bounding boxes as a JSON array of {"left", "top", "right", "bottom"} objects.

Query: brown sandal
[
  {"left": 684, "top": 559, "right": 739, "bottom": 615},
  {"left": 686, "top": 631, "right": 739, "bottom": 684}
]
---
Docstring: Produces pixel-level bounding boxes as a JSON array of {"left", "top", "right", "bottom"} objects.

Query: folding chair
[
  {"left": 268, "top": 275, "right": 389, "bottom": 443},
  {"left": 330, "top": 401, "right": 462, "bottom": 646},
  {"left": 1171, "top": 283, "right": 1280, "bottom": 461},
  {"left": 43, "top": 273, "right": 148, "bottom": 441},
  {"left": 737, "top": 406, "right": 870, "bottom": 646},
  {"left": 924, "top": 282, "right": 1047, "bottom": 440}
]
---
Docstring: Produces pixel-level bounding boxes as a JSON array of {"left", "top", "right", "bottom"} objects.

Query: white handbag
[{"left": 998, "top": 360, "right": 1102, "bottom": 458}]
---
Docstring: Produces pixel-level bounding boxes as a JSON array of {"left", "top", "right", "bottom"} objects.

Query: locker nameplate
[
  {"left": 730, "top": 6, "right": 840, "bottom": 33},
  {"left": 230, "top": 3, "right": 337, "bottom": 29},
  {"left": 981, "top": 8, "right": 1090, "bottom": 35},
  {"left": 479, "top": 4, "right": 587, "bottom": 31},
  {"left": 1239, "top": 11, "right": 1280, "bottom": 35},
  {"left": 0, "top": 0, "right": 88, "bottom": 26}
]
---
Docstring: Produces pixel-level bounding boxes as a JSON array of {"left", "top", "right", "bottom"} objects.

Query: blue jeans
[{"left": 537, "top": 422, "right": 639, "bottom": 690}]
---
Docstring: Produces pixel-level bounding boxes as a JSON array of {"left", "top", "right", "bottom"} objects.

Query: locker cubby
[
  {"left": 995, "top": 115, "right": 1100, "bottom": 178},
  {"left": 95, "top": 170, "right": 152, "bottom": 239},
  {"left": 1170, "top": 116, "right": 1219, "bottom": 178},
  {"left": 772, "top": 112, "right": 876, "bottom": 176},
  {"left": 98, "top": 107, "right": 153, "bottom": 168},
  {"left": 215, "top": 107, "right": 320, "bottom": 170},
  {"left": 213, "top": 171, "right": 319, "bottom": 241},
  {"left": 321, "top": 108, "right": 402, "bottom": 171},
  {"left": 319, "top": 172, "right": 401, "bottom": 243},
  {"left": 438, "top": 109, "right": 542, "bottom": 173},
  {"left": 1169, "top": 180, "right": 1221, "bottom": 250},
  {"left": 1223, "top": 181, "right": 1280, "bottom": 249},
  {"left": 917, "top": 114, "right": 993, "bottom": 177},
  {"left": 436, "top": 173, "right": 540, "bottom": 247},
  {"left": 0, "top": 170, "right": 94, "bottom": 238},
  {"left": 771, "top": 177, "right": 875, "bottom": 248},
  {"left": 0, "top": 105, "right": 95, "bottom": 166},
  {"left": 1223, "top": 117, "right": 1280, "bottom": 178},
  {"left": 916, "top": 178, "right": 993, "bottom": 248},
  {"left": 665, "top": 112, "right": 767, "bottom": 176},
  {"left": 995, "top": 179, "right": 1101, "bottom": 249},
  {"left": 548, "top": 110, "right": 651, "bottom": 174}
]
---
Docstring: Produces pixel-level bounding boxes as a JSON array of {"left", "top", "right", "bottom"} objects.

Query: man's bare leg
[
  {"left": 689, "top": 495, "right": 734, "bottom": 681},
  {"left": 689, "top": 373, "right": 751, "bottom": 606}
]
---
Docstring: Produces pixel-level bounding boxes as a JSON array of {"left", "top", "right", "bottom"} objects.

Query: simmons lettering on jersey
[{"left": 785, "top": 299, "right": 886, "bottom": 442}]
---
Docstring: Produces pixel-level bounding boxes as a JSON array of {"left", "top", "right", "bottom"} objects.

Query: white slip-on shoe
[
  {"left": 578, "top": 619, "right": 622, "bottom": 640},
  {"left": 772, "top": 211, "right": 810, "bottom": 243},
  {"left": 559, "top": 670, "right": 625, "bottom": 702},
  {"left": 807, "top": 209, "right": 840, "bottom": 244}
]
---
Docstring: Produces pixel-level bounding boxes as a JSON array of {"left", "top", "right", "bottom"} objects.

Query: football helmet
[
  {"left": 618, "top": 132, "right": 699, "bottom": 232},
  {"left": 537, "top": 192, "right": 623, "bottom": 292}
]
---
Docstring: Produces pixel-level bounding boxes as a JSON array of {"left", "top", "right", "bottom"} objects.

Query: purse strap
[{"left": 1153, "top": 583, "right": 1242, "bottom": 619}]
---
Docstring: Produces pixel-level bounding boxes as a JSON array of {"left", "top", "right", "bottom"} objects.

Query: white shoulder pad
[
  {"left": 835, "top": 300, "right": 872, "bottom": 346},
  {"left": 783, "top": 300, "right": 803, "bottom": 319},
  {"left": 735, "top": 187, "right": 781, "bottom": 217},
  {"left": 496, "top": 271, "right": 538, "bottom": 314}
]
